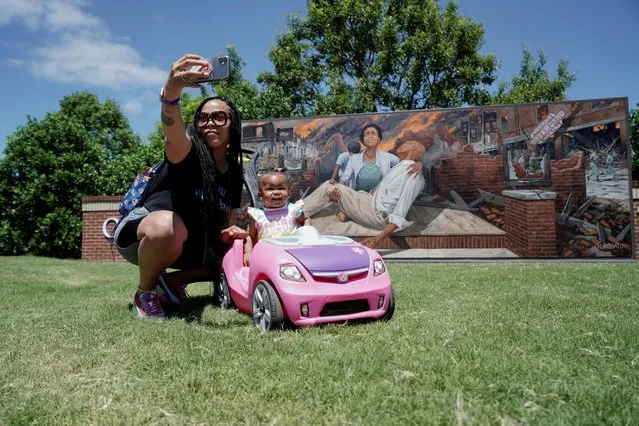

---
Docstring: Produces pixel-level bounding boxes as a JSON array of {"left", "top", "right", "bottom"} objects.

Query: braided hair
[{"left": 186, "top": 96, "right": 244, "bottom": 273}]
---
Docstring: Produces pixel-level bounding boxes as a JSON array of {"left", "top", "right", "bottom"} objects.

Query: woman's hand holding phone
[{"left": 164, "top": 54, "right": 211, "bottom": 99}]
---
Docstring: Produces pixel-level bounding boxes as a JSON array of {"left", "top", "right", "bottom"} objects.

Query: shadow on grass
[
  {"left": 127, "top": 295, "right": 248, "bottom": 328},
  {"left": 128, "top": 296, "right": 391, "bottom": 331}
]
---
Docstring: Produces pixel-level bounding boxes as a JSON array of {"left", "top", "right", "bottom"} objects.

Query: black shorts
[{"left": 113, "top": 207, "right": 205, "bottom": 270}]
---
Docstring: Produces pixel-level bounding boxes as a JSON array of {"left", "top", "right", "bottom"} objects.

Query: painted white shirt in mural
[{"left": 341, "top": 149, "right": 399, "bottom": 189}]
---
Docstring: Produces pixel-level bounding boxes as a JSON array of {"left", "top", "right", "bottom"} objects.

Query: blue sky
[{"left": 1, "top": 0, "right": 637, "bottom": 155}]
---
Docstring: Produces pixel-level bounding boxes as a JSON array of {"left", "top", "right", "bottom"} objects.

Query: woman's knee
[{"left": 137, "top": 211, "right": 188, "bottom": 244}]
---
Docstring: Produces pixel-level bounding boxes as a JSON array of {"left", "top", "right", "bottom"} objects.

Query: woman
[
  {"left": 340, "top": 124, "right": 398, "bottom": 192},
  {"left": 113, "top": 54, "right": 246, "bottom": 319}
]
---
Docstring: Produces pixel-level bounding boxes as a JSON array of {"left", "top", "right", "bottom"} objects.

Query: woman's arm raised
[{"left": 161, "top": 54, "right": 211, "bottom": 163}]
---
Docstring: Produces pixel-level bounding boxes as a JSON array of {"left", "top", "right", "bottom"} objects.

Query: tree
[
  {"left": 488, "top": 46, "right": 576, "bottom": 105},
  {"left": 257, "top": 0, "right": 498, "bottom": 115},
  {"left": 59, "top": 91, "right": 141, "bottom": 159},
  {"left": 213, "top": 46, "right": 296, "bottom": 120},
  {"left": 0, "top": 92, "right": 152, "bottom": 258},
  {"left": 0, "top": 114, "right": 104, "bottom": 257}
]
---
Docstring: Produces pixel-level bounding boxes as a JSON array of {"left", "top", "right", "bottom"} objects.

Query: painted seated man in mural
[{"left": 303, "top": 141, "right": 426, "bottom": 249}]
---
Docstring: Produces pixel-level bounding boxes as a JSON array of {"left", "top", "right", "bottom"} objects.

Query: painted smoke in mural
[{"left": 240, "top": 98, "right": 632, "bottom": 258}]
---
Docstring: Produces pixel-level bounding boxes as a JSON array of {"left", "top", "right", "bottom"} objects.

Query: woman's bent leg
[{"left": 136, "top": 211, "right": 188, "bottom": 291}]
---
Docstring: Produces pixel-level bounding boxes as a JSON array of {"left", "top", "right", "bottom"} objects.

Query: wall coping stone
[{"left": 502, "top": 190, "right": 557, "bottom": 201}]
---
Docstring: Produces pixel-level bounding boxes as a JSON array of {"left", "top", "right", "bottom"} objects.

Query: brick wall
[
  {"left": 634, "top": 182, "right": 638, "bottom": 260},
  {"left": 81, "top": 196, "right": 125, "bottom": 262},
  {"left": 435, "top": 147, "right": 585, "bottom": 213},
  {"left": 549, "top": 151, "right": 586, "bottom": 210},
  {"left": 503, "top": 191, "right": 557, "bottom": 258},
  {"left": 351, "top": 234, "right": 505, "bottom": 250},
  {"left": 289, "top": 168, "right": 318, "bottom": 199},
  {"left": 436, "top": 145, "right": 505, "bottom": 201}
]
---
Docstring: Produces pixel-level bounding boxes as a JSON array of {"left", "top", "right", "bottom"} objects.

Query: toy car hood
[{"left": 263, "top": 226, "right": 370, "bottom": 273}]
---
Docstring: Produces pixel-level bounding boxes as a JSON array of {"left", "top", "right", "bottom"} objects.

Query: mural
[{"left": 240, "top": 98, "right": 633, "bottom": 259}]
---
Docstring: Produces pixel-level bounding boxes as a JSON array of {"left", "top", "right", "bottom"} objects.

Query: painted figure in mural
[
  {"left": 518, "top": 151, "right": 529, "bottom": 172},
  {"left": 527, "top": 151, "right": 542, "bottom": 174},
  {"left": 303, "top": 141, "right": 426, "bottom": 249},
  {"left": 541, "top": 152, "right": 551, "bottom": 179},
  {"left": 329, "top": 141, "right": 361, "bottom": 185},
  {"left": 340, "top": 123, "right": 399, "bottom": 191},
  {"left": 589, "top": 151, "right": 600, "bottom": 182},
  {"left": 113, "top": 54, "right": 247, "bottom": 319},
  {"left": 605, "top": 153, "right": 615, "bottom": 178},
  {"left": 244, "top": 172, "right": 311, "bottom": 265},
  {"left": 336, "top": 123, "right": 423, "bottom": 222}
]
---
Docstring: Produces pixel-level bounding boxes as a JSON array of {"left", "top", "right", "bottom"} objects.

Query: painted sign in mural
[{"left": 240, "top": 98, "right": 633, "bottom": 259}]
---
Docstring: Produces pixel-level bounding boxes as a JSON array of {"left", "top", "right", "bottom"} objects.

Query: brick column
[
  {"left": 503, "top": 190, "right": 557, "bottom": 258},
  {"left": 81, "top": 196, "right": 126, "bottom": 262},
  {"left": 633, "top": 182, "right": 638, "bottom": 260}
]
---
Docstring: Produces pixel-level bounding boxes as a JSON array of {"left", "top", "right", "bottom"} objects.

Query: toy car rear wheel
[
  {"left": 381, "top": 289, "right": 395, "bottom": 321},
  {"left": 252, "top": 281, "right": 284, "bottom": 332},
  {"left": 212, "top": 272, "right": 234, "bottom": 309}
]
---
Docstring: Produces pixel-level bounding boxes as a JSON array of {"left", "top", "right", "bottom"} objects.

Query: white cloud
[
  {"left": 1, "top": 0, "right": 166, "bottom": 90},
  {"left": 0, "top": 0, "right": 45, "bottom": 30},
  {"left": 123, "top": 90, "right": 158, "bottom": 116},
  {"left": 4, "top": 58, "right": 25, "bottom": 68},
  {"left": 30, "top": 34, "right": 166, "bottom": 89},
  {"left": 0, "top": 0, "right": 102, "bottom": 32},
  {"left": 44, "top": 1, "right": 105, "bottom": 33},
  {"left": 124, "top": 98, "right": 143, "bottom": 115}
]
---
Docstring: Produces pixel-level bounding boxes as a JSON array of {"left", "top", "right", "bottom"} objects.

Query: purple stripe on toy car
[{"left": 285, "top": 246, "right": 369, "bottom": 272}]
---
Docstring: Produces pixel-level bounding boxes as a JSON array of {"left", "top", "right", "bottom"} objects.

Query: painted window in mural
[{"left": 240, "top": 98, "right": 633, "bottom": 259}]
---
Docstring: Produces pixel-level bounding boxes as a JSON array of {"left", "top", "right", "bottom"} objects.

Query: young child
[{"left": 244, "top": 172, "right": 311, "bottom": 265}]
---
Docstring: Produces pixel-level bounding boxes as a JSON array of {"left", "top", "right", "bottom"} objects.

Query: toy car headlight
[
  {"left": 373, "top": 259, "right": 386, "bottom": 276},
  {"left": 279, "top": 265, "right": 306, "bottom": 282}
]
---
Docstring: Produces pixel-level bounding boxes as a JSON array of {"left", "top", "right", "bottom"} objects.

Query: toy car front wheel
[
  {"left": 381, "top": 289, "right": 395, "bottom": 321},
  {"left": 252, "top": 281, "right": 284, "bottom": 332}
]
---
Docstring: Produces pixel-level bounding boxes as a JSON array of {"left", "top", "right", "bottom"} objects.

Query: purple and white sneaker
[{"left": 134, "top": 290, "right": 167, "bottom": 319}]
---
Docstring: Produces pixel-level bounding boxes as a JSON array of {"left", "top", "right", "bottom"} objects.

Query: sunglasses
[{"left": 197, "top": 110, "right": 229, "bottom": 127}]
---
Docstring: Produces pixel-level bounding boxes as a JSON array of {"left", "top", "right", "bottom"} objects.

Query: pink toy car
[{"left": 215, "top": 226, "right": 394, "bottom": 332}]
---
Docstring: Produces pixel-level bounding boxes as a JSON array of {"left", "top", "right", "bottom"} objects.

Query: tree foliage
[
  {"left": 213, "top": 46, "right": 295, "bottom": 120},
  {"left": 488, "top": 46, "right": 576, "bottom": 105},
  {"left": 0, "top": 92, "right": 153, "bottom": 258},
  {"left": 257, "top": 0, "right": 498, "bottom": 115}
]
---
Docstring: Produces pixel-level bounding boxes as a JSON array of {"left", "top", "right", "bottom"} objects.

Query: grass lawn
[{"left": 1, "top": 256, "right": 638, "bottom": 425}]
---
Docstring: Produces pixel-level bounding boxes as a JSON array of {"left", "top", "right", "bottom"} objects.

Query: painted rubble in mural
[{"left": 240, "top": 98, "right": 633, "bottom": 259}]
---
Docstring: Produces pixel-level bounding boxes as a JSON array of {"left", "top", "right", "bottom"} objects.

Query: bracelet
[{"left": 159, "top": 87, "right": 180, "bottom": 106}]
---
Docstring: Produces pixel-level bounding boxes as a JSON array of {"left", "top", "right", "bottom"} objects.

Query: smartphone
[{"left": 193, "top": 55, "right": 230, "bottom": 83}]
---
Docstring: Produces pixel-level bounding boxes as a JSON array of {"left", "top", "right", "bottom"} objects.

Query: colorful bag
[{"left": 118, "top": 161, "right": 165, "bottom": 217}]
